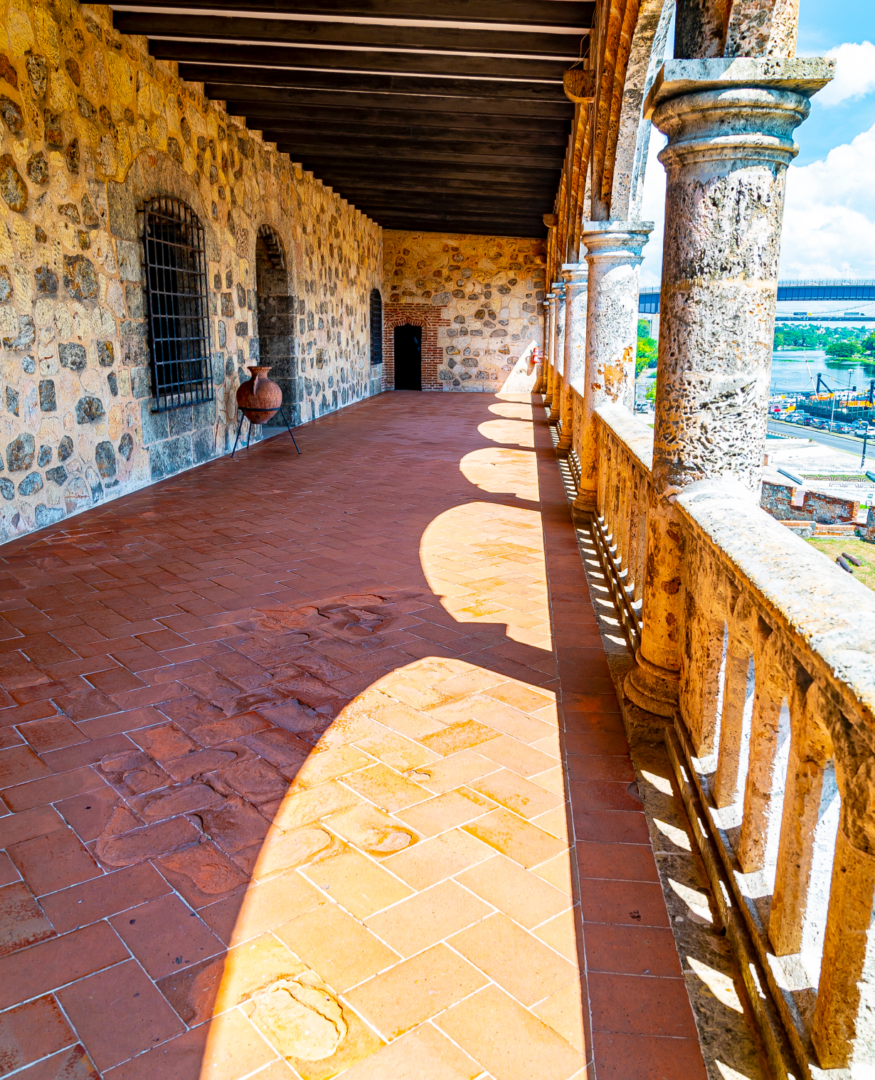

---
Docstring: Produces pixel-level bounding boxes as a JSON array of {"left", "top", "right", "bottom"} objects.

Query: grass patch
[{"left": 806, "top": 536, "right": 875, "bottom": 592}]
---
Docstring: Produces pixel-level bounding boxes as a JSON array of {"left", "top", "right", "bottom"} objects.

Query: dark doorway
[{"left": 394, "top": 324, "right": 422, "bottom": 390}]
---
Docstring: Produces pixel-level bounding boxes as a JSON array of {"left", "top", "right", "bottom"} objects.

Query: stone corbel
[{"left": 563, "top": 69, "right": 596, "bottom": 104}]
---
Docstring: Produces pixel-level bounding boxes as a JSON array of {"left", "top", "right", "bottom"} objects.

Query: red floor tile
[
  {"left": 57, "top": 961, "right": 185, "bottom": 1071},
  {"left": 0, "top": 392, "right": 705, "bottom": 1080}
]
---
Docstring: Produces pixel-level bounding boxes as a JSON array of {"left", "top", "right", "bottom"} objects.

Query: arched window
[
  {"left": 369, "top": 288, "right": 383, "bottom": 366},
  {"left": 142, "top": 197, "right": 213, "bottom": 412}
]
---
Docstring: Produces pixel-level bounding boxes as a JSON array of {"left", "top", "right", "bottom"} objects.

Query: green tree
[
  {"left": 826, "top": 339, "right": 862, "bottom": 358},
  {"left": 863, "top": 333, "right": 875, "bottom": 355},
  {"left": 636, "top": 318, "right": 658, "bottom": 376}
]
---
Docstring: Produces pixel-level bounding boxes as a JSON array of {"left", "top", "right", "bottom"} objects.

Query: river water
[{"left": 771, "top": 349, "right": 875, "bottom": 395}]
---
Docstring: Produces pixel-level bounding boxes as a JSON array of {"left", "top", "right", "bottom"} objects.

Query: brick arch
[{"left": 383, "top": 304, "right": 450, "bottom": 392}]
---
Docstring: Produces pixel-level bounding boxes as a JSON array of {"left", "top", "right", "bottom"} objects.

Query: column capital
[
  {"left": 551, "top": 282, "right": 566, "bottom": 296},
  {"left": 560, "top": 262, "right": 588, "bottom": 289},
  {"left": 645, "top": 58, "right": 833, "bottom": 172},
  {"left": 580, "top": 222, "right": 654, "bottom": 262}
]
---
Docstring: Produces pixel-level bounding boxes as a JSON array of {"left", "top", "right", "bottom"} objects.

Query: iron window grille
[
  {"left": 142, "top": 197, "right": 214, "bottom": 412},
  {"left": 369, "top": 288, "right": 383, "bottom": 365}
]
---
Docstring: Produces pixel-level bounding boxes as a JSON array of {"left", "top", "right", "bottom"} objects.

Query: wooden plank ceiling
[{"left": 110, "top": 0, "right": 595, "bottom": 237}]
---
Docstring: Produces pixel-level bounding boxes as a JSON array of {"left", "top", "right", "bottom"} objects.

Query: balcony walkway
[{"left": 0, "top": 392, "right": 707, "bottom": 1080}]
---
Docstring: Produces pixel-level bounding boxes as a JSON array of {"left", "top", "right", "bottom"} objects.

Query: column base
[
  {"left": 571, "top": 489, "right": 596, "bottom": 523},
  {"left": 624, "top": 649, "right": 679, "bottom": 719},
  {"left": 555, "top": 437, "right": 571, "bottom": 459},
  {"left": 548, "top": 405, "right": 561, "bottom": 424}
]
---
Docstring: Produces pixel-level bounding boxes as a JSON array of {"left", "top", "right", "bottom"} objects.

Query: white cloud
[
  {"left": 633, "top": 110, "right": 875, "bottom": 284},
  {"left": 816, "top": 41, "right": 875, "bottom": 107},
  {"left": 780, "top": 119, "right": 875, "bottom": 278}
]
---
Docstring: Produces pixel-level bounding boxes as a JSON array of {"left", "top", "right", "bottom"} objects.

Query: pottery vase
[{"left": 236, "top": 366, "right": 282, "bottom": 424}]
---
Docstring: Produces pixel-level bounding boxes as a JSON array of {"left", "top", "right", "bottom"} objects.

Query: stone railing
[
  {"left": 577, "top": 396, "right": 654, "bottom": 652},
  {"left": 592, "top": 401, "right": 875, "bottom": 1080}
]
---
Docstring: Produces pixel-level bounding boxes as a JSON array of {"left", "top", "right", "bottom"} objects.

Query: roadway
[{"left": 767, "top": 418, "right": 873, "bottom": 459}]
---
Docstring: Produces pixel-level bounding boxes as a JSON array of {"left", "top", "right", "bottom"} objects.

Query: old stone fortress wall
[
  {"left": 383, "top": 231, "right": 545, "bottom": 390},
  {"left": 0, "top": 0, "right": 546, "bottom": 545},
  {"left": 0, "top": 0, "right": 384, "bottom": 543}
]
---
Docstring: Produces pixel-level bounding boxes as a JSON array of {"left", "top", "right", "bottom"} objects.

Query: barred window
[
  {"left": 142, "top": 197, "right": 214, "bottom": 412},
  {"left": 369, "top": 288, "right": 383, "bottom": 365}
]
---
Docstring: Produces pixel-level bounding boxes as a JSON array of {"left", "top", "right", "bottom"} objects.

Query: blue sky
[
  {"left": 639, "top": 0, "right": 875, "bottom": 284},
  {"left": 795, "top": 0, "right": 875, "bottom": 165}
]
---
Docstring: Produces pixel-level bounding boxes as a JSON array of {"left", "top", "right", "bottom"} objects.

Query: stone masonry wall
[
  {"left": 761, "top": 480, "right": 860, "bottom": 524},
  {"left": 0, "top": 0, "right": 382, "bottom": 542},
  {"left": 383, "top": 230, "right": 545, "bottom": 391}
]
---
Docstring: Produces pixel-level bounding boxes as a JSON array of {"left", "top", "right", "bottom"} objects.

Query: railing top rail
[
  {"left": 593, "top": 401, "right": 655, "bottom": 473},
  {"left": 676, "top": 479, "right": 875, "bottom": 725}
]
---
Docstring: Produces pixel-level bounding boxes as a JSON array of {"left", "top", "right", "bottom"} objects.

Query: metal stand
[{"left": 231, "top": 406, "right": 301, "bottom": 459}]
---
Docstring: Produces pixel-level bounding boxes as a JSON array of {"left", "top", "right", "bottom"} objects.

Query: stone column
[
  {"left": 542, "top": 294, "right": 556, "bottom": 406},
  {"left": 624, "top": 58, "right": 832, "bottom": 719},
  {"left": 570, "top": 223, "right": 652, "bottom": 505},
  {"left": 555, "top": 264, "right": 588, "bottom": 459},
  {"left": 548, "top": 284, "right": 565, "bottom": 424}
]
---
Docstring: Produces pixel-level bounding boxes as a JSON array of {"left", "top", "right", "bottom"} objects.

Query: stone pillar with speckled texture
[
  {"left": 571, "top": 224, "right": 651, "bottom": 505},
  {"left": 625, "top": 58, "right": 832, "bottom": 719},
  {"left": 556, "top": 263, "right": 587, "bottom": 459},
  {"left": 548, "top": 284, "right": 565, "bottom": 424},
  {"left": 542, "top": 293, "right": 557, "bottom": 406}
]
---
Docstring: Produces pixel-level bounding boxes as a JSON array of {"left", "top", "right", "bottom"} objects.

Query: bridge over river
[{"left": 639, "top": 280, "right": 875, "bottom": 316}]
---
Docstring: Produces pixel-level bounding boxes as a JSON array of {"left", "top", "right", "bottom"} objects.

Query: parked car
[
  {"left": 810, "top": 419, "right": 828, "bottom": 430},
  {"left": 855, "top": 426, "right": 872, "bottom": 438},
  {"left": 834, "top": 423, "right": 853, "bottom": 434}
]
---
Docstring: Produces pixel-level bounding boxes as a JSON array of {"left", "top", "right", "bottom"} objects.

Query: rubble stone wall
[
  {"left": 383, "top": 230, "right": 545, "bottom": 391},
  {"left": 761, "top": 481, "right": 860, "bottom": 524},
  {"left": 0, "top": 0, "right": 382, "bottom": 542}
]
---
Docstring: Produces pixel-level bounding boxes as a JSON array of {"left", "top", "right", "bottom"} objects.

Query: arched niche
[{"left": 255, "top": 224, "right": 297, "bottom": 425}]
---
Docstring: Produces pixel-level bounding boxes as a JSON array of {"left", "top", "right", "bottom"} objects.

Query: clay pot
[{"left": 236, "top": 365, "right": 282, "bottom": 424}]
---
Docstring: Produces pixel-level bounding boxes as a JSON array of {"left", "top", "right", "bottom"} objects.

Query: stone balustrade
[{"left": 584, "top": 399, "right": 875, "bottom": 1078}]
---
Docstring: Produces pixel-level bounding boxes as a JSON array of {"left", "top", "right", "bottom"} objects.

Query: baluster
[
  {"left": 605, "top": 436, "right": 619, "bottom": 536},
  {"left": 632, "top": 470, "right": 648, "bottom": 603},
  {"left": 811, "top": 829, "right": 875, "bottom": 1068},
  {"left": 627, "top": 467, "right": 641, "bottom": 595},
  {"left": 679, "top": 580, "right": 725, "bottom": 758},
  {"left": 735, "top": 624, "right": 788, "bottom": 873},
  {"left": 597, "top": 425, "right": 610, "bottom": 521},
  {"left": 615, "top": 450, "right": 632, "bottom": 570},
  {"left": 769, "top": 679, "right": 833, "bottom": 957},
  {"left": 712, "top": 631, "right": 755, "bottom": 809}
]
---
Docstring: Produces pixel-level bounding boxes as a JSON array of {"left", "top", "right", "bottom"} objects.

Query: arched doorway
[
  {"left": 394, "top": 324, "right": 422, "bottom": 390},
  {"left": 255, "top": 225, "right": 296, "bottom": 425}
]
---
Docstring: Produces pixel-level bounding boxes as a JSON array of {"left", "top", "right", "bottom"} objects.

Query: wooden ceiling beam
[
  {"left": 178, "top": 63, "right": 569, "bottom": 102},
  {"left": 113, "top": 12, "right": 587, "bottom": 57},
  {"left": 110, "top": 0, "right": 595, "bottom": 31},
  {"left": 150, "top": 39, "right": 568, "bottom": 81},
  {"left": 348, "top": 197, "right": 543, "bottom": 218},
  {"left": 253, "top": 119, "right": 570, "bottom": 148},
  {"left": 291, "top": 159, "right": 563, "bottom": 187},
  {"left": 288, "top": 175, "right": 558, "bottom": 198},
  {"left": 221, "top": 102, "right": 571, "bottom": 135},
  {"left": 272, "top": 138, "right": 565, "bottom": 167},
  {"left": 204, "top": 83, "right": 573, "bottom": 120},
  {"left": 369, "top": 211, "right": 545, "bottom": 233}
]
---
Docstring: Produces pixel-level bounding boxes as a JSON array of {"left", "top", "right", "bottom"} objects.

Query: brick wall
[{"left": 382, "top": 305, "right": 450, "bottom": 392}]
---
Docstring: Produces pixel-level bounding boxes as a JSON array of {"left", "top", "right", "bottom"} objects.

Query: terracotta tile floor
[{"left": 0, "top": 392, "right": 706, "bottom": 1080}]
